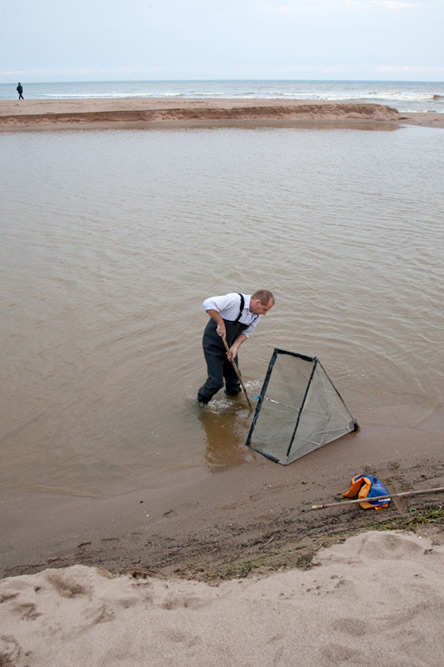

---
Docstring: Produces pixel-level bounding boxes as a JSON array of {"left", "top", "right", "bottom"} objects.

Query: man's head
[{"left": 249, "top": 290, "right": 275, "bottom": 315}]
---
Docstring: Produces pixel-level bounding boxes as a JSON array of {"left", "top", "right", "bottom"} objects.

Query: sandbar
[{"left": 1, "top": 97, "right": 442, "bottom": 130}]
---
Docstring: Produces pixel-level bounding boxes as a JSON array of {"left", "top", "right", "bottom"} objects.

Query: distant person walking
[{"left": 16, "top": 82, "right": 24, "bottom": 100}]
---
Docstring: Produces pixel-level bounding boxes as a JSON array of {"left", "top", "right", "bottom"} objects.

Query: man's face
[{"left": 249, "top": 298, "right": 274, "bottom": 315}]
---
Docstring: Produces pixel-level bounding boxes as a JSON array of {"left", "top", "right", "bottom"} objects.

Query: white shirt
[{"left": 203, "top": 293, "right": 260, "bottom": 338}]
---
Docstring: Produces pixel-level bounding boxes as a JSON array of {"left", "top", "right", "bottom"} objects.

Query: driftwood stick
[
  {"left": 311, "top": 486, "right": 444, "bottom": 510},
  {"left": 222, "top": 337, "right": 253, "bottom": 411}
]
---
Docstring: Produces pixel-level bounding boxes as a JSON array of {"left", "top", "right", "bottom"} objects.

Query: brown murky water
[{"left": 1, "top": 125, "right": 443, "bottom": 496}]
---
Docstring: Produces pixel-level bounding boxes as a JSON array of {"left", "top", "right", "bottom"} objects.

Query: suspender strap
[{"left": 235, "top": 293, "right": 245, "bottom": 324}]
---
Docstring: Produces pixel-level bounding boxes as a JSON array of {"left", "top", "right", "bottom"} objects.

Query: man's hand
[
  {"left": 226, "top": 343, "right": 238, "bottom": 362},
  {"left": 206, "top": 310, "right": 226, "bottom": 339},
  {"left": 216, "top": 322, "right": 226, "bottom": 339}
]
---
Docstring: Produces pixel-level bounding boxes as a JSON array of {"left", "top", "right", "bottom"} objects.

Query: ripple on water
[{"left": 0, "top": 126, "right": 443, "bottom": 493}]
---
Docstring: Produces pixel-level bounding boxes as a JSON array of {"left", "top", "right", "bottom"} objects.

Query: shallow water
[{"left": 1, "top": 125, "right": 443, "bottom": 496}]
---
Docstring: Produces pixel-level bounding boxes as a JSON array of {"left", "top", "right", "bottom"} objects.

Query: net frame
[{"left": 246, "top": 348, "right": 358, "bottom": 465}]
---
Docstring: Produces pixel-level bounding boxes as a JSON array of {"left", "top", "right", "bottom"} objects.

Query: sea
[
  {"left": 1, "top": 80, "right": 443, "bottom": 498},
  {"left": 1, "top": 79, "right": 444, "bottom": 114}
]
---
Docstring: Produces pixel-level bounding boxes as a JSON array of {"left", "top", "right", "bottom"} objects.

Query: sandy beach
[
  {"left": 2, "top": 422, "right": 444, "bottom": 664},
  {"left": 1, "top": 97, "right": 444, "bottom": 130},
  {"left": 1, "top": 96, "right": 444, "bottom": 665},
  {"left": 2, "top": 529, "right": 444, "bottom": 666}
]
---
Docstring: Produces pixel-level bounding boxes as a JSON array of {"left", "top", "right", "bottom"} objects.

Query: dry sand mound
[
  {"left": 0, "top": 98, "right": 401, "bottom": 130},
  {"left": 1, "top": 530, "right": 444, "bottom": 666}
]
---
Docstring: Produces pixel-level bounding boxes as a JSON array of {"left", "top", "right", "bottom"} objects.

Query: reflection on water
[
  {"left": 197, "top": 397, "right": 255, "bottom": 472},
  {"left": 1, "top": 125, "right": 443, "bottom": 496}
]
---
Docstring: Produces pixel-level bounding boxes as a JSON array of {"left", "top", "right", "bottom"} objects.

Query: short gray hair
[{"left": 252, "top": 290, "right": 275, "bottom": 305}]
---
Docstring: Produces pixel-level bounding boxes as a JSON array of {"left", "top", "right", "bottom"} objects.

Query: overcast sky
[{"left": 1, "top": 0, "right": 443, "bottom": 83}]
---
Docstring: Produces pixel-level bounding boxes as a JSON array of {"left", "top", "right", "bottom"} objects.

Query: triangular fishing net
[{"left": 246, "top": 349, "right": 358, "bottom": 465}]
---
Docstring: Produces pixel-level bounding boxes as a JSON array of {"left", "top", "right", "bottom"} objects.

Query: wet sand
[
  {"left": 2, "top": 418, "right": 443, "bottom": 581},
  {"left": 1, "top": 97, "right": 443, "bottom": 130}
]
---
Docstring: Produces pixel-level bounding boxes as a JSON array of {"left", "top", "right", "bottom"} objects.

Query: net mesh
[{"left": 246, "top": 349, "right": 358, "bottom": 465}]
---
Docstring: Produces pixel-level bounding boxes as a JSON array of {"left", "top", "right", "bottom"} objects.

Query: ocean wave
[
  {"left": 367, "top": 90, "right": 439, "bottom": 102},
  {"left": 43, "top": 93, "right": 159, "bottom": 99},
  {"left": 41, "top": 91, "right": 442, "bottom": 104},
  {"left": 303, "top": 90, "right": 442, "bottom": 104}
]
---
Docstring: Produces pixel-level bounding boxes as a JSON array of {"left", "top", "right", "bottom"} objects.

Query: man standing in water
[
  {"left": 197, "top": 290, "right": 275, "bottom": 405},
  {"left": 16, "top": 82, "right": 24, "bottom": 99}
]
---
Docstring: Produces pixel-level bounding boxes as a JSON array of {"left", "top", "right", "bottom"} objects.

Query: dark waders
[{"left": 198, "top": 296, "right": 251, "bottom": 404}]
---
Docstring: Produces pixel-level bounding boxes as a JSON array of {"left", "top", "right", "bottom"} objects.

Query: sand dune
[{"left": 1, "top": 530, "right": 444, "bottom": 666}]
